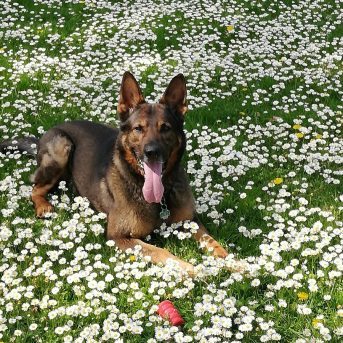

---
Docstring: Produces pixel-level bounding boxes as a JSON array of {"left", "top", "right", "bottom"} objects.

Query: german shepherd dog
[{"left": 1, "top": 72, "right": 234, "bottom": 276}]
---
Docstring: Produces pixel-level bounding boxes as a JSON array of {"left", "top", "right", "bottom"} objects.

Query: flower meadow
[{"left": 0, "top": 0, "right": 342, "bottom": 342}]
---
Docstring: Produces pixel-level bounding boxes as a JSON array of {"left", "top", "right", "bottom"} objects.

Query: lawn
[{"left": 0, "top": 0, "right": 342, "bottom": 342}]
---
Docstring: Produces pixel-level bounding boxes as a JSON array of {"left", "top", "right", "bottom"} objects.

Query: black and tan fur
[{"left": 3, "top": 72, "right": 234, "bottom": 276}]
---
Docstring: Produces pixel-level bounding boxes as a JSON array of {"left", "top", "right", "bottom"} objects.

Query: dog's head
[{"left": 116, "top": 72, "right": 187, "bottom": 203}]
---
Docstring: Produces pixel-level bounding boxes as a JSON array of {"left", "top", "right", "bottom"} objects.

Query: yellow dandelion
[
  {"left": 226, "top": 25, "right": 235, "bottom": 32},
  {"left": 293, "top": 124, "right": 302, "bottom": 130},
  {"left": 129, "top": 255, "right": 136, "bottom": 262},
  {"left": 312, "top": 318, "right": 323, "bottom": 328},
  {"left": 297, "top": 291, "right": 309, "bottom": 301},
  {"left": 296, "top": 132, "right": 304, "bottom": 139},
  {"left": 315, "top": 134, "right": 322, "bottom": 139},
  {"left": 273, "top": 177, "right": 283, "bottom": 185}
]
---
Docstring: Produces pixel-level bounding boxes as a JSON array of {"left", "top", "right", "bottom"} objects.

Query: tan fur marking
[
  {"left": 46, "top": 136, "right": 71, "bottom": 166},
  {"left": 30, "top": 153, "right": 54, "bottom": 183},
  {"left": 193, "top": 224, "right": 229, "bottom": 258},
  {"left": 31, "top": 183, "right": 54, "bottom": 217},
  {"left": 193, "top": 224, "right": 246, "bottom": 272},
  {"left": 31, "top": 135, "right": 71, "bottom": 216},
  {"left": 121, "top": 136, "right": 143, "bottom": 176},
  {"left": 112, "top": 238, "right": 195, "bottom": 276}
]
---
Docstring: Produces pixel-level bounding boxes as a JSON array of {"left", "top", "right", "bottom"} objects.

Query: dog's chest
[{"left": 117, "top": 202, "right": 161, "bottom": 238}]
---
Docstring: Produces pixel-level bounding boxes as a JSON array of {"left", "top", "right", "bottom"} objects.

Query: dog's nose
[{"left": 144, "top": 143, "right": 161, "bottom": 160}]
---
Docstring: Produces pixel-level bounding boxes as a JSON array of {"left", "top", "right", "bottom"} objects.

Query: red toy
[{"left": 157, "top": 300, "right": 185, "bottom": 326}]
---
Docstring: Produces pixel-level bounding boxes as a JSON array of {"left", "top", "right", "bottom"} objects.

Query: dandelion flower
[
  {"left": 312, "top": 318, "right": 323, "bottom": 328},
  {"left": 296, "top": 132, "right": 304, "bottom": 139},
  {"left": 297, "top": 292, "right": 309, "bottom": 301},
  {"left": 273, "top": 178, "right": 283, "bottom": 185}
]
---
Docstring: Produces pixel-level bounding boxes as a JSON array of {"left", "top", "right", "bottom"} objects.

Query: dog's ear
[
  {"left": 117, "top": 71, "right": 145, "bottom": 121},
  {"left": 160, "top": 74, "right": 187, "bottom": 116}
]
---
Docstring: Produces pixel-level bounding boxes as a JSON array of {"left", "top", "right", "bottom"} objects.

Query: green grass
[{"left": 0, "top": 0, "right": 342, "bottom": 342}]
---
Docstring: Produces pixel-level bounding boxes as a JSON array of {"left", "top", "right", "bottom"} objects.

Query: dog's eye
[
  {"left": 133, "top": 126, "right": 143, "bottom": 133},
  {"left": 160, "top": 123, "right": 171, "bottom": 132}
]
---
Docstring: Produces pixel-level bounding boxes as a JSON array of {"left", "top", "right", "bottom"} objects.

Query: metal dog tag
[
  {"left": 160, "top": 197, "right": 170, "bottom": 220},
  {"left": 160, "top": 207, "right": 170, "bottom": 220}
]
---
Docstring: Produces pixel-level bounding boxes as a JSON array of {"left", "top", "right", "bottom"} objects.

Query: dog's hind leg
[
  {"left": 31, "top": 183, "right": 56, "bottom": 217},
  {"left": 31, "top": 132, "right": 72, "bottom": 217}
]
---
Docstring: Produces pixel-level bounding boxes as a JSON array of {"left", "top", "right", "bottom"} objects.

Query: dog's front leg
[
  {"left": 109, "top": 237, "right": 195, "bottom": 277},
  {"left": 193, "top": 222, "right": 246, "bottom": 273},
  {"left": 192, "top": 223, "right": 229, "bottom": 258}
]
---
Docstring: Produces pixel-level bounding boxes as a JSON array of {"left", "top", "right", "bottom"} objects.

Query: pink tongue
[{"left": 142, "top": 162, "right": 164, "bottom": 203}]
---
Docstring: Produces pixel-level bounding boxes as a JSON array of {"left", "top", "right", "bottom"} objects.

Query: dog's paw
[
  {"left": 225, "top": 258, "right": 248, "bottom": 274},
  {"left": 35, "top": 201, "right": 54, "bottom": 218},
  {"left": 180, "top": 261, "right": 196, "bottom": 278},
  {"left": 212, "top": 246, "right": 230, "bottom": 259}
]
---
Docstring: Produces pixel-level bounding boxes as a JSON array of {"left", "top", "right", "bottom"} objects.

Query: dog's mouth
[
  {"left": 133, "top": 151, "right": 166, "bottom": 204},
  {"left": 134, "top": 151, "right": 166, "bottom": 175}
]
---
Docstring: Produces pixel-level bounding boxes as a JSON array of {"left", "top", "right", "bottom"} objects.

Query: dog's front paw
[
  {"left": 225, "top": 258, "right": 248, "bottom": 274},
  {"left": 212, "top": 245, "right": 229, "bottom": 259},
  {"left": 180, "top": 261, "right": 196, "bottom": 278},
  {"left": 35, "top": 201, "right": 54, "bottom": 218}
]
